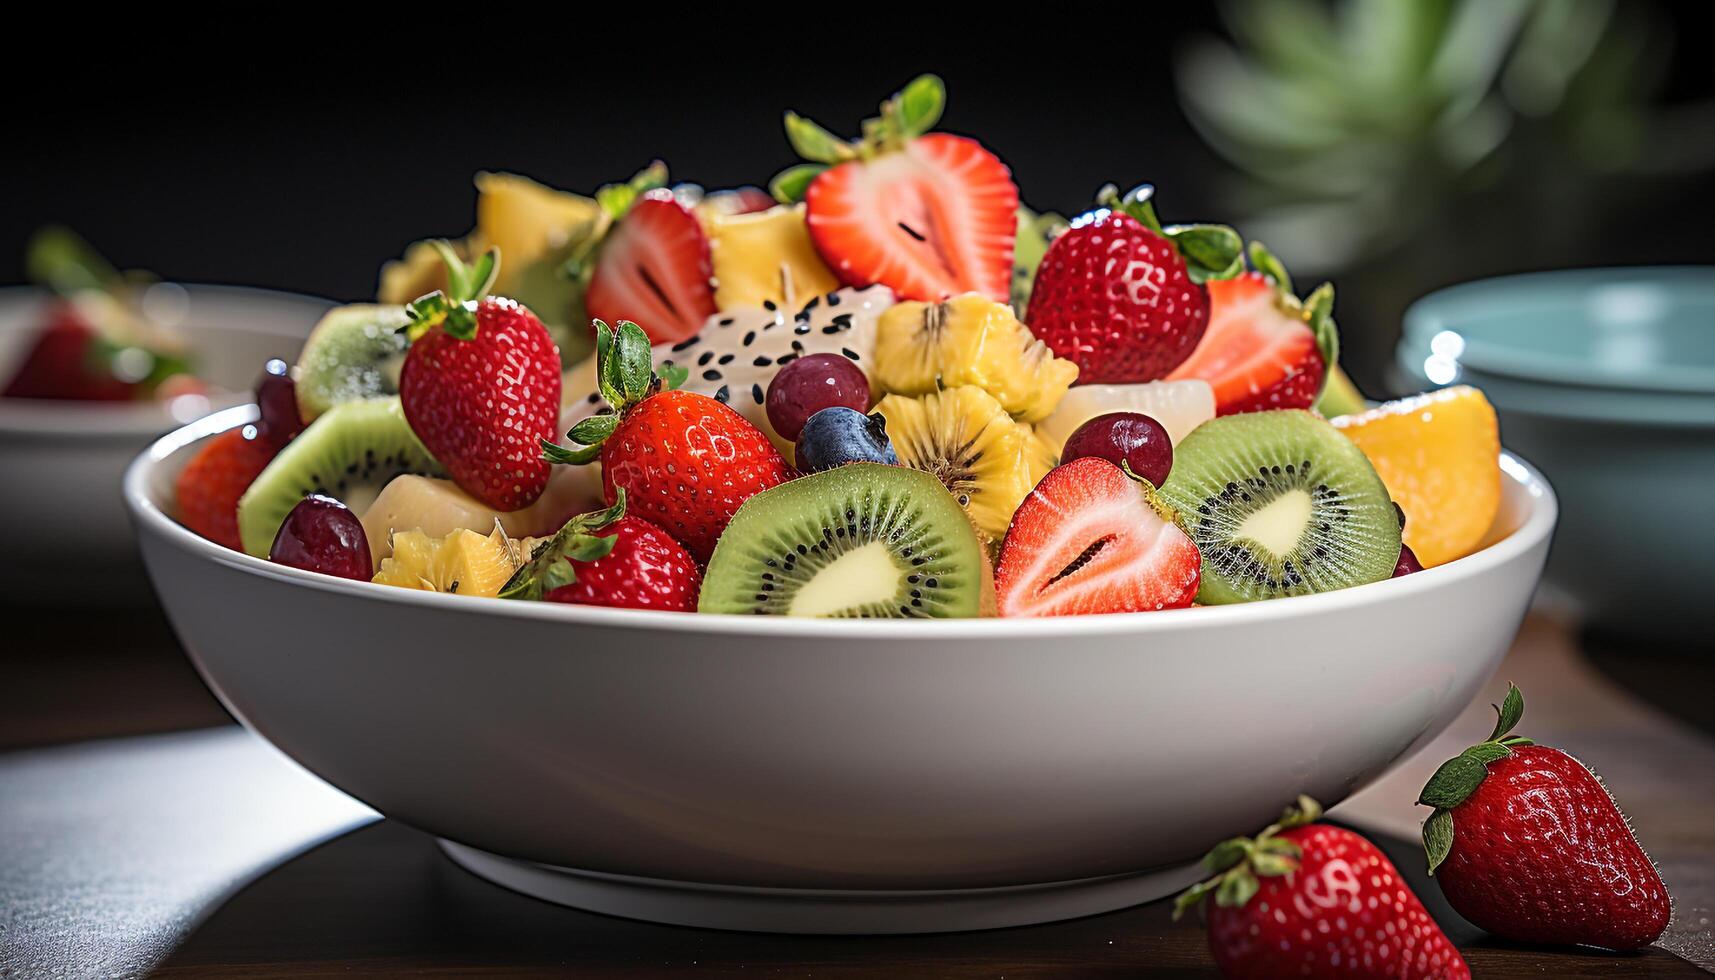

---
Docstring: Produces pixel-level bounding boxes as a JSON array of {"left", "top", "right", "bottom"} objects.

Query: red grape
[
  {"left": 255, "top": 358, "right": 302, "bottom": 447},
  {"left": 269, "top": 494, "right": 372, "bottom": 581},
  {"left": 766, "top": 353, "right": 870, "bottom": 444},
  {"left": 1060, "top": 412, "right": 1173, "bottom": 487},
  {"left": 1393, "top": 543, "right": 1424, "bottom": 577}
]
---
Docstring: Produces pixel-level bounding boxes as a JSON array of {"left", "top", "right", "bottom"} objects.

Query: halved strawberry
[
  {"left": 996, "top": 457, "right": 1200, "bottom": 617},
  {"left": 1167, "top": 243, "right": 1337, "bottom": 415},
  {"left": 773, "top": 75, "right": 1018, "bottom": 304},
  {"left": 584, "top": 188, "right": 716, "bottom": 345}
]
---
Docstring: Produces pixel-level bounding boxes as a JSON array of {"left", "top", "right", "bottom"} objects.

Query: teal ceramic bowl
[{"left": 1399, "top": 267, "right": 1715, "bottom": 640}]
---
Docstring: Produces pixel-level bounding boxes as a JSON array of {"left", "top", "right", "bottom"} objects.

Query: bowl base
[{"left": 439, "top": 841, "right": 1203, "bottom": 935}]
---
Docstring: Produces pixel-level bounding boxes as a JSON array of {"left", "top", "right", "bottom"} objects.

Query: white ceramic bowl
[
  {"left": 125, "top": 406, "right": 1556, "bottom": 934},
  {"left": 1, "top": 285, "right": 331, "bottom": 600}
]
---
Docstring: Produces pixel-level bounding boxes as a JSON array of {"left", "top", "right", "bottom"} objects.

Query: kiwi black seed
[
  {"left": 698, "top": 464, "right": 993, "bottom": 618},
  {"left": 292, "top": 304, "right": 411, "bottom": 422},
  {"left": 1159, "top": 410, "right": 1401, "bottom": 604},
  {"left": 235, "top": 396, "right": 443, "bottom": 557}
]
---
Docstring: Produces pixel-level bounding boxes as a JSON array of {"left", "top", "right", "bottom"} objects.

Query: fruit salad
[
  {"left": 174, "top": 76, "right": 1505, "bottom": 619},
  {"left": 4, "top": 228, "right": 203, "bottom": 403}
]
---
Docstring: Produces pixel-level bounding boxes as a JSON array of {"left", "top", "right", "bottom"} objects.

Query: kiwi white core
[
  {"left": 787, "top": 542, "right": 901, "bottom": 617},
  {"left": 1234, "top": 488, "right": 1311, "bottom": 556}
]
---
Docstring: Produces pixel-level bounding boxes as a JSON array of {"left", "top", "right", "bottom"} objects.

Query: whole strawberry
[
  {"left": 1025, "top": 184, "right": 1242, "bottom": 384},
  {"left": 1419, "top": 684, "right": 1670, "bottom": 950},
  {"left": 1176, "top": 797, "right": 1469, "bottom": 980},
  {"left": 501, "top": 491, "right": 700, "bottom": 612},
  {"left": 544, "top": 319, "right": 793, "bottom": 562},
  {"left": 400, "top": 245, "right": 562, "bottom": 511}
]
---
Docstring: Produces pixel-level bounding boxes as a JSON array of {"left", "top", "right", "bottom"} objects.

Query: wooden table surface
[{"left": 2, "top": 608, "right": 1711, "bottom": 978}]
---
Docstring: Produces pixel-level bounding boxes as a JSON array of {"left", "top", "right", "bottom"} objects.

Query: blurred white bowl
[
  {"left": 126, "top": 406, "right": 1555, "bottom": 934},
  {"left": 1, "top": 285, "right": 331, "bottom": 601}
]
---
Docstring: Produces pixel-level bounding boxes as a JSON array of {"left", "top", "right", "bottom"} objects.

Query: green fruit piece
[
  {"left": 237, "top": 397, "right": 443, "bottom": 557},
  {"left": 699, "top": 463, "right": 993, "bottom": 618},
  {"left": 1010, "top": 205, "right": 1066, "bottom": 311},
  {"left": 1315, "top": 365, "right": 1369, "bottom": 418},
  {"left": 292, "top": 305, "right": 411, "bottom": 422},
  {"left": 1160, "top": 410, "right": 1400, "bottom": 603}
]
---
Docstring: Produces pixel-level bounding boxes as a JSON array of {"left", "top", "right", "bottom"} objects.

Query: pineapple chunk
[
  {"left": 707, "top": 205, "right": 840, "bottom": 311},
  {"left": 874, "top": 293, "right": 1077, "bottom": 423},
  {"left": 372, "top": 526, "right": 519, "bottom": 598}
]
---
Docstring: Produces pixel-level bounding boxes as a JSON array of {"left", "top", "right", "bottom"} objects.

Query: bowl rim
[
  {"left": 125, "top": 405, "right": 1558, "bottom": 640},
  {"left": 1402, "top": 265, "right": 1715, "bottom": 396},
  {"left": 0, "top": 283, "right": 334, "bottom": 440}
]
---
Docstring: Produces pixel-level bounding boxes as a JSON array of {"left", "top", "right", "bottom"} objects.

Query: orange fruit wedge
[{"left": 1331, "top": 386, "right": 1501, "bottom": 567}]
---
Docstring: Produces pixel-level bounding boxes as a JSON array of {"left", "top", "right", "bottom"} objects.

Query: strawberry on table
[
  {"left": 772, "top": 74, "right": 1018, "bottom": 304},
  {"left": 1025, "top": 184, "right": 1243, "bottom": 384},
  {"left": 399, "top": 245, "right": 562, "bottom": 512},
  {"left": 1168, "top": 242, "right": 1338, "bottom": 415},
  {"left": 543, "top": 319, "right": 794, "bottom": 563},
  {"left": 995, "top": 457, "right": 1199, "bottom": 617},
  {"left": 501, "top": 490, "right": 701, "bottom": 612},
  {"left": 1176, "top": 796, "right": 1470, "bottom": 980},
  {"left": 583, "top": 164, "right": 717, "bottom": 345},
  {"left": 1419, "top": 684, "right": 1671, "bottom": 951}
]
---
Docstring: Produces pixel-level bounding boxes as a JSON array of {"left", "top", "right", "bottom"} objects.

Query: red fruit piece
[
  {"left": 806, "top": 133, "right": 1018, "bottom": 303},
  {"left": 1025, "top": 215, "right": 1208, "bottom": 384},
  {"left": 585, "top": 190, "right": 717, "bottom": 345},
  {"left": 176, "top": 427, "right": 279, "bottom": 551},
  {"left": 2, "top": 305, "right": 137, "bottom": 401},
  {"left": 1177, "top": 797, "right": 1470, "bottom": 980},
  {"left": 1394, "top": 543, "right": 1424, "bottom": 577},
  {"left": 544, "top": 320, "right": 794, "bottom": 563},
  {"left": 503, "top": 492, "right": 700, "bottom": 612},
  {"left": 399, "top": 246, "right": 562, "bottom": 512},
  {"left": 1420, "top": 684, "right": 1670, "bottom": 951},
  {"left": 268, "top": 494, "right": 372, "bottom": 581},
  {"left": 1168, "top": 267, "right": 1334, "bottom": 415},
  {"left": 996, "top": 457, "right": 1199, "bottom": 617}
]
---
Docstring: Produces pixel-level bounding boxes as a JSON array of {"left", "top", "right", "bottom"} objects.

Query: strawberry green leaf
[
  {"left": 612, "top": 319, "right": 655, "bottom": 405},
  {"left": 542, "top": 438, "right": 603, "bottom": 466},
  {"left": 1487, "top": 682, "right": 1526, "bottom": 742},
  {"left": 1418, "top": 753, "right": 1487, "bottom": 809},
  {"left": 1462, "top": 741, "right": 1512, "bottom": 766},
  {"left": 565, "top": 412, "right": 619, "bottom": 446},
  {"left": 1096, "top": 183, "right": 1164, "bottom": 234},
  {"left": 595, "top": 161, "right": 670, "bottom": 221},
  {"left": 1304, "top": 282, "right": 1338, "bottom": 388},
  {"left": 783, "top": 112, "right": 856, "bottom": 165},
  {"left": 1423, "top": 808, "right": 1455, "bottom": 875},
  {"left": 893, "top": 74, "right": 946, "bottom": 138},
  {"left": 500, "top": 491, "right": 628, "bottom": 600},
  {"left": 1499, "top": 734, "right": 1535, "bottom": 747},
  {"left": 1277, "top": 794, "right": 1324, "bottom": 828},
  {"left": 1247, "top": 240, "right": 1293, "bottom": 295},
  {"left": 27, "top": 225, "right": 120, "bottom": 295},
  {"left": 660, "top": 361, "right": 690, "bottom": 391},
  {"left": 1204, "top": 838, "right": 1251, "bottom": 873},
  {"left": 1166, "top": 224, "right": 1245, "bottom": 284},
  {"left": 769, "top": 164, "right": 827, "bottom": 205},
  {"left": 1251, "top": 850, "right": 1297, "bottom": 877},
  {"left": 1214, "top": 867, "right": 1260, "bottom": 909},
  {"left": 592, "top": 320, "right": 622, "bottom": 408},
  {"left": 1171, "top": 878, "right": 1221, "bottom": 921}
]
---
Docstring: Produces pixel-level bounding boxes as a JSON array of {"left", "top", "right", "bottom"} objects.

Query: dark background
[{"left": 5, "top": 8, "right": 1712, "bottom": 390}]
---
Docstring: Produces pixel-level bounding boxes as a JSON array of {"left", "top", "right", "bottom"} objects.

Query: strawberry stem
[
  {"left": 1173, "top": 796, "right": 1324, "bottom": 920},
  {"left": 499, "top": 490, "right": 629, "bottom": 601},
  {"left": 541, "top": 319, "right": 671, "bottom": 467},
  {"left": 403, "top": 243, "right": 500, "bottom": 343},
  {"left": 1419, "top": 683, "right": 1534, "bottom": 874}
]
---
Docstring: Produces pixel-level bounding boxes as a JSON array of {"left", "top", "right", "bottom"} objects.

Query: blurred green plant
[{"left": 1176, "top": 0, "right": 1715, "bottom": 273}]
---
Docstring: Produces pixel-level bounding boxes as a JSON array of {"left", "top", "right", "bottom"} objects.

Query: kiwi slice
[
  {"left": 293, "top": 304, "right": 411, "bottom": 422},
  {"left": 699, "top": 464, "right": 994, "bottom": 618},
  {"left": 1159, "top": 410, "right": 1401, "bottom": 604},
  {"left": 236, "top": 397, "right": 443, "bottom": 557}
]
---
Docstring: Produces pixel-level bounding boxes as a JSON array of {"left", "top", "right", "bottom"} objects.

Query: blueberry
[{"left": 794, "top": 407, "right": 899, "bottom": 473}]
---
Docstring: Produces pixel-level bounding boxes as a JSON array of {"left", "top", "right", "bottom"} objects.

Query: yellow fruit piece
[
  {"left": 708, "top": 204, "right": 841, "bottom": 311},
  {"left": 873, "top": 293, "right": 1077, "bottom": 423},
  {"left": 1331, "top": 386, "right": 1501, "bottom": 567},
  {"left": 874, "top": 386, "right": 1054, "bottom": 542},
  {"left": 372, "top": 526, "right": 519, "bottom": 598},
  {"left": 474, "top": 172, "right": 603, "bottom": 292}
]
